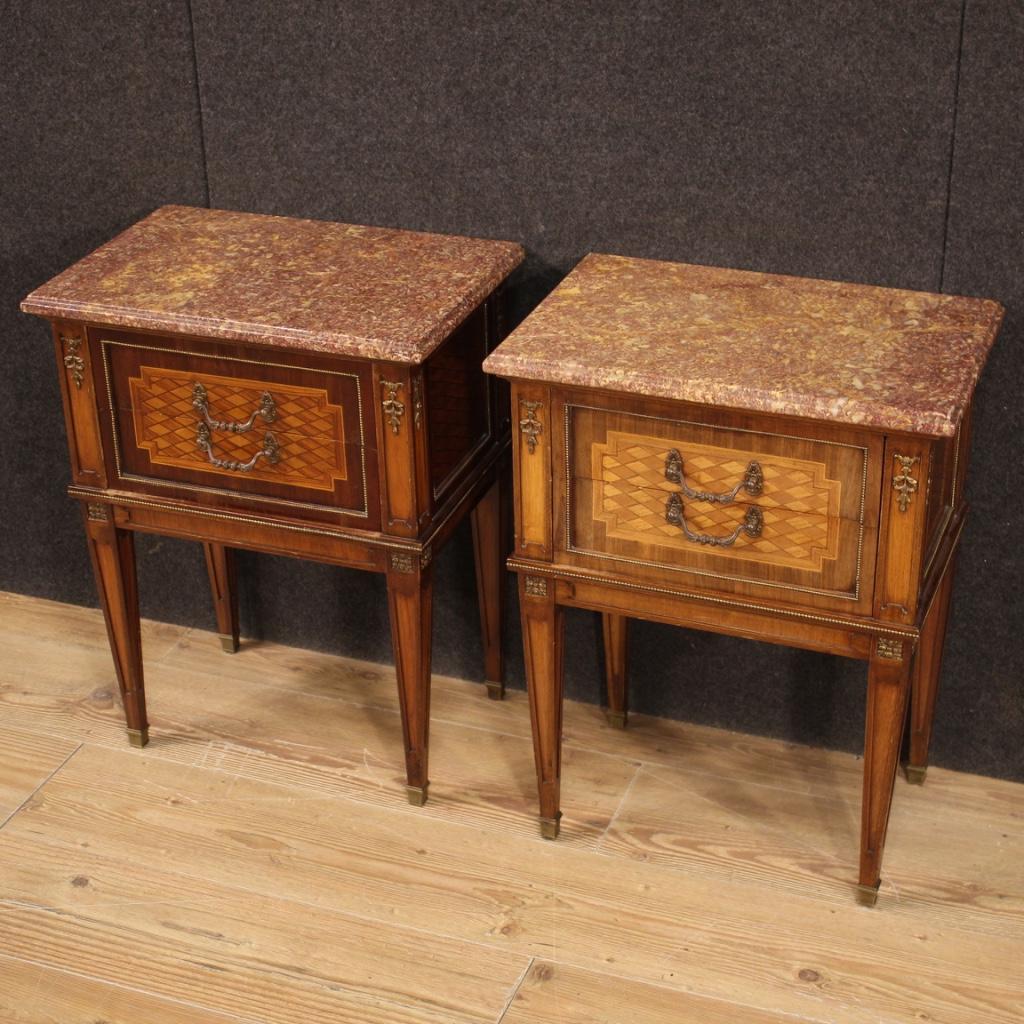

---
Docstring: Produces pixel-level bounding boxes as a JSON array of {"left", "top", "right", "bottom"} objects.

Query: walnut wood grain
[
  {"left": 26, "top": 210, "right": 517, "bottom": 799},
  {"left": 203, "top": 542, "right": 239, "bottom": 653},
  {"left": 387, "top": 559, "right": 434, "bottom": 804},
  {"left": 601, "top": 613, "right": 629, "bottom": 728},
  {"left": 470, "top": 474, "right": 506, "bottom": 699},
  {"left": 908, "top": 551, "right": 959, "bottom": 783},
  {"left": 519, "top": 572, "right": 565, "bottom": 837},
  {"left": 512, "top": 382, "right": 553, "bottom": 559},
  {"left": 495, "top": 347, "right": 982, "bottom": 903},
  {"left": 82, "top": 503, "right": 147, "bottom": 746}
]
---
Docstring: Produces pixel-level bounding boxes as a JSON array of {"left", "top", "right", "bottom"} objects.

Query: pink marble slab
[
  {"left": 484, "top": 253, "right": 1003, "bottom": 436},
  {"left": 22, "top": 205, "right": 524, "bottom": 364}
]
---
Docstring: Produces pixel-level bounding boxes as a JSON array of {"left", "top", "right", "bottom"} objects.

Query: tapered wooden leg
[
  {"left": 858, "top": 640, "right": 912, "bottom": 905},
  {"left": 386, "top": 558, "right": 434, "bottom": 806},
  {"left": 203, "top": 543, "right": 240, "bottom": 653},
  {"left": 906, "top": 556, "right": 957, "bottom": 785},
  {"left": 520, "top": 574, "right": 564, "bottom": 838},
  {"left": 602, "top": 613, "right": 629, "bottom": 728},
  {"left": 82, "top": 504, "right": 148, "bottom": 747},
  {"left": 471, "top": 475, "right": 505, "bottom": 700}
]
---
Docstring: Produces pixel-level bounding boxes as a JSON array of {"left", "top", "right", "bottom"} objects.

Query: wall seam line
[
  {"left": 186, "top": 0, "right": 212, "bottom": 207},
  {"left": 939, "top": 0, "right": 968, "bottom": 292}
]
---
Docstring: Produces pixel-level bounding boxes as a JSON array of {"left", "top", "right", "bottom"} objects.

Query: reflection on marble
[
  {"left": 22, "top": 205, "right": 524, "bottom": 364},
  {"left": 484, "top": 254, "right": 1003, "bottom": 436}
]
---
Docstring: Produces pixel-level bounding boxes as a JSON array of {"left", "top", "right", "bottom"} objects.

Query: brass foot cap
[
  {"left": 406, "top": 784, "right": 429, "bottom": 807},
  {"left": 127, "top": 727, "right": 149, "bottom": 749},
  {"left": 904, "top": 764, "right": 927, "bottom": 785},
  {"left": 540, "top": 814, "right": 562, "bottom": 840},
  {"left": 218, "top": 634, "right": 239, "bottom": 654},
  {"left": 485, "top": 680, "right": 505, "bottom": 701},
  {"left": 855, "top": 882, "right": 880, "bottom": 907},
  {"left": 606, "top": 710, "right": 628, "bottom": 729}
]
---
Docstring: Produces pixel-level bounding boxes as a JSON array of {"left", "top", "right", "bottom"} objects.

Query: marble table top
[
  {"left": 484, "top": 254, "right": 1003, "bottom": 436},
  {"left": 22, "top": 205, "right": 524, "bottom": 364}
]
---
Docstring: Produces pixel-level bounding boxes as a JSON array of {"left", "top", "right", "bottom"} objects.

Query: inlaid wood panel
[
  {"left": 96, "top": 330, "right": 377, "bottom": 525},
  {"left": 129, "top": 365, "right": 349, "bottom": 491},
  {"left": 560, "top": 402, "right": 881, "bottom": 610},
  {"left": 589, "top": 430, "right": 841, "bottom": 572}
]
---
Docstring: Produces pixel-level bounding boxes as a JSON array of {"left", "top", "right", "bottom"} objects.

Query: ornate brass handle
[
  {"left": 192, "top": 382, "right": 277, "bottom": 433},
  {"left": 664, "top": 448, "right": 763, "bottom": 503},
  {"left": 665, "top": 492, "right": 763, "bottom": 547},
  {"left": 195, "top": 422, "right": 281, "bottom": 472}
]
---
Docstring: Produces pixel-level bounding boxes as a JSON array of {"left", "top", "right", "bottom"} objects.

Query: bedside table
[
  {"left": 22, "top": 205, "right": 523, "bottom": 806},
  {"left": 484, "top": 254, "right": 1003, "bottom": 904}
]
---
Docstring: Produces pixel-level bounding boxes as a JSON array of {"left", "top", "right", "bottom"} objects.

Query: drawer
[
  {"left": 96, "top": 331, "right": 378, "bottom": 525},
  {"left": 559, "top": 402, "right": 881, "bottom": 610}
]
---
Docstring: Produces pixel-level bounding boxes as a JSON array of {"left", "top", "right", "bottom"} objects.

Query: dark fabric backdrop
[{"left": 3, "top": 1, "right": 1021, "bottom": 780}]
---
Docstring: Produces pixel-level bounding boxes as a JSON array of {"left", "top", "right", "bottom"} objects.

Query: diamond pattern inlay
[
  {"left": 129, "top": 366, "right": 350, "bottom": 491},
  {"left": 591, "top": 431, "right": 842, "bottom": 571}
]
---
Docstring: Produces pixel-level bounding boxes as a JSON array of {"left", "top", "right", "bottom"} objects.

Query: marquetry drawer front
[
  {"left": 98, "top": 333, "right": 376, "bottom": 524},
  {"left": 562, "top": 404, "right": 878, "bottom": 607}
]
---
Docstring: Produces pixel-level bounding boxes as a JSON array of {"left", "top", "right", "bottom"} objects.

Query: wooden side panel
[
  {"left": 512, "top": 382, "right": 553, "bottom": 559},
  {"left": 875, "top": 436, "right": 934, "bottom": 624},
  {"left": 424, "top": 303, "right": 491, "bottom": 503},
  {"left": 374, "top": 365, "right": 419, "bottom": 536},
  {"left": 52, "top": 321, "right": 107, "bottom": 486}
]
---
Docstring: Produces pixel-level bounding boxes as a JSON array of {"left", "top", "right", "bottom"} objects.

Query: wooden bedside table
[
  {"left": 484, "top": 254, "right": 1003, "bottom": 904},
  {"left": 22, "top": 205, "right": 523, "bottom": 806}
]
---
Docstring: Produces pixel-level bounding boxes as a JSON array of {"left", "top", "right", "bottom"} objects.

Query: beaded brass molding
[
  {"left": 876, "top": 635, "right": 904, "bottom": 661},
  {"left": 62, "top": 334, "right": 85, "bottom": 388},
  {"left": 508, "top": 557, "right": 918, "bottom": 640},
  {"left": 68, "top": 486, "right": 409, "bottom": 551},
  {"left": 381, "top": 380, "right": 406, "bottom": 435},
  {"left": 519, "top": 401, "right": 543, "bottom": 454},
  {"left": 892, "top": 454, "right": 920, "bottom": 513}
]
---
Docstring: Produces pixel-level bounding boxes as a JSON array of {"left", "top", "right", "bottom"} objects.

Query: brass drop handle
[
  {"left": 664, "top": 448, "right": 763, "bottom": 503},
  {"left": 196, "top": 422, "right": 281, "bottom": 472},
  {"left": 192, "top": 381, "right": 277, "bottom": 433},
  {"left": 665, "top": 492, "right": 763, "bottom": 547}
]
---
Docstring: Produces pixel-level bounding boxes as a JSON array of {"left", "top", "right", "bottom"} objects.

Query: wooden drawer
[
  {"left": 96, "top": 329, "right": 378, "bottom": 526},
  {"left": 558, "top": 400, "right": 883, "bottom": 611}
]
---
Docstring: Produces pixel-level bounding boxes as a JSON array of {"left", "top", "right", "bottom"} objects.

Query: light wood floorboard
[
  {"left": 0, "top": 591, "right": 1021, "bottom": 1023},
  {"left": 0, "top": 954, "right": 245, "bottom": 1024}
]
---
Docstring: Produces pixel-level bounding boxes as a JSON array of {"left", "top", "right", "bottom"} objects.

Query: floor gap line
[{"left": 0, "top": 743, "right": 83, "bottom": 832}]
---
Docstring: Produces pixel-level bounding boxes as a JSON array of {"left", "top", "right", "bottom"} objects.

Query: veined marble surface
[
  {"left": 484, "top": 254, "right": 1003, "bottom": 436},
  {"left": 22, "top": 205, "right": 524, "bottom": 364}
]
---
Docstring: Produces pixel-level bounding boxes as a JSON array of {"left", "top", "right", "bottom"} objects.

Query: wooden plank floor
[{"left": 0, "top": 590, "right": 1021, "bottom": 1023}]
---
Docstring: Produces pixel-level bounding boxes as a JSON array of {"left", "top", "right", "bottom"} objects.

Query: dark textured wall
[{"left": 3, "top": 1, "right": 1021, "bottom": 780}]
